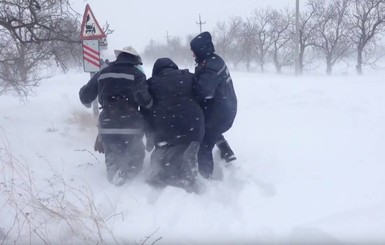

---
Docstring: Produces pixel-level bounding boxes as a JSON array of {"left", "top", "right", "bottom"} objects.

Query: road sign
[
  {"left": 80, "top": 4, "right": 106, "bottom": 40},
  {"left": 82, "top": 40, "right": 100, "bottom": 72}
]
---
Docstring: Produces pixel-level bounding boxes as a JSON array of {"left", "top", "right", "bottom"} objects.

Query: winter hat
[
  {"left": 152, "top": 58, "right": 178, "bottom": 76},
  {"left": 190, "top": 31, "right": 215, "bottom": 61}
]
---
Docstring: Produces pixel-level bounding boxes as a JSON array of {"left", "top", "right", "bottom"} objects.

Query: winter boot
[{"left": 216, "top": 140, "right": 236, "bottom": 163}]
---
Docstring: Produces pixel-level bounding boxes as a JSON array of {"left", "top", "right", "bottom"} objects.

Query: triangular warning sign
[{"left": 80, "top": 4, "right": 106, "bottom": 40}]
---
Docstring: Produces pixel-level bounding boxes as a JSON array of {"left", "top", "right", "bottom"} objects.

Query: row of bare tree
[
  {"left": 143, "top": 0, "right": 385, "bottom": 76},
  {"left": 0, "top": 0, "right": 81, "bottom": 97},
  {"left": 1, "top": 0, "right": 385, "bottom": 97}
]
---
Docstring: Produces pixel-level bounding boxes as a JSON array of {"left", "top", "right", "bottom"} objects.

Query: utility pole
[
  {"left": 295, "top": 0, "right": 300, "bottom": 76},
  {"left": 165, "top": 31, "right": 171, "bottom": 45},
  {"left": 196, "top": 13, "right": 206, "bottom": 33}
]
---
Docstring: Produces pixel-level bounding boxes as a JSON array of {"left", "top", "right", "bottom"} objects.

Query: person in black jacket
[
  {"left": 190, "top": 31, "right": 238, "bottom": 179},
  {"left": 143, "top": 58, "right": 204, "bottom": 192},
  {"left": 79, "top": 46, "right": 153, "bottom": 186}
]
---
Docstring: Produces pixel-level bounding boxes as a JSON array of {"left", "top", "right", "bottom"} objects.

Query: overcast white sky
[{"left": 74, "top": 0, "right": 298, "bottom": 53}]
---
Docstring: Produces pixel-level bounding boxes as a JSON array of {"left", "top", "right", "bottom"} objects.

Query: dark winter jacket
[
  {"left": 143, "top": 58, "right": 204, "bottom": 147},
  {"left": 79, "top": 53, "right": 153, "bottom": 130},
  {"left": 190, "top": 32, "right": 237, "bottom": 130}
]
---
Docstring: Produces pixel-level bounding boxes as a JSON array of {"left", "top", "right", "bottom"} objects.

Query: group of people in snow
[{"left": 79, "top": 32, "right": 237, "bottom": 193}]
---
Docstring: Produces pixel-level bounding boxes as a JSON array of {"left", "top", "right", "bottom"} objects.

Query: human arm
[
  {"left": 79, "top": 72, "right": 99, "bottom": 107},
  {"left": 133, "top": 71, "right": 153, "bottom": 109},
  {"left": 193, "top": 61, "right": 222, "bottom": 102}
]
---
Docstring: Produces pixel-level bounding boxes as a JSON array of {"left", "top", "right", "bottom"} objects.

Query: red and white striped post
[
  {"left": 80, "top": 4, "right": 106, "bottom": 118},
  {"left": 82, "top": 40, "right": 101, "bottom": 117}
]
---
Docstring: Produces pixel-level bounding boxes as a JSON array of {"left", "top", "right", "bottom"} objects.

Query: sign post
[{"left": 80, "top": 4, "right": 107, "bottom": 118}]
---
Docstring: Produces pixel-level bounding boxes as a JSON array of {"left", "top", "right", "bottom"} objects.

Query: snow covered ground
[{"left": 1, "top": 68, "right": 385, "bottom": 244}]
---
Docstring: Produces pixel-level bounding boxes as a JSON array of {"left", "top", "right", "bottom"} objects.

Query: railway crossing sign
[{"left": 80, "top": 4, "right": 106, "bottom": 40}]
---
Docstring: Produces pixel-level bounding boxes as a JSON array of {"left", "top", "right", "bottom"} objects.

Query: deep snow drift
[{"left": 1, "top": 69, "right": 385, "bottom": 244}]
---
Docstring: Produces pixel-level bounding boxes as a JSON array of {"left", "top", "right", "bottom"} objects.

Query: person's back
[
  {"left": 193, "top": 53, "right": 237, "bottom": 127},
  {"left": 97, "top": 54, "right": 148, "bottom": 129},
  {"left": 147, "top": 58, "right": 204, "bottom": 146},
  {"left": 79, "top": 46, "right": 153, "bottom": 186},
  {"left": 144, "top": 58, "right": 204, "bottom": 192}
]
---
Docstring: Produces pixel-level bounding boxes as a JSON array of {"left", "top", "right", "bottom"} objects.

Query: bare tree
[
  {"left": 312, "top": 0, "right": 352, "bottom": 75},
  {"left": 142, "top": 40, "right": 167, "bottom": 65},
  {"left": 268, "top": 8, "right": 295, "bottom": 74},
  {"left": 251, "top": 8, "right": 274, "bottom": 72},
  {"left": 0, "top": 0, "right": 81, "bottom": 97},
  {"left": 297, "top": 0, "right": 320, "bottom": 74},
  {"left": 142, "top": 35, "right": 192, "bottom": 67},
  {"left": 213, "top": 16, "right": 243, "bottom": 66},
  {"left": 185, "top": 33, "right": 196, "bottom": 65},
  {"left": 348, "top": 0, "right": 385, "bottom": 75},
  {"left": 238, "top": 17, "right": 257, "bottom": 71},
  {"left": 167, "top": 36, "right": 191, "bottom": 65},
  {"left": 363, "top": 41, "right": 385, "bottom": 70}
]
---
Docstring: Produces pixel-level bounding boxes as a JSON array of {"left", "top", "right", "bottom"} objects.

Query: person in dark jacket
[
  {"left": 143, "top": 58, "right": 204, "bottom": 193},
  {"left": 79, "top": 46, "right": 153, "bottom": 186},
  {"left": 190, "top": 31, "right": 238, "bottom": 179}
]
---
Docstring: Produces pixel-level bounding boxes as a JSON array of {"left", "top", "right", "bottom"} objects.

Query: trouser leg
[
  {"left": 147, "top": 147, "right": 168, "bottom": 188},
  {"left": 197, "top": 136, "right": 216, "bottom": 179},
  {"left": 216, "top": 135, "right": 226, "bottom": 144},
  {"left": 180, "top": 141, "right": 200, "bottom": 191},
  {"left": 103, "top": 137, "right": 126, "bottom": 186},
  {"left": 101, "top": 134, "right": 145, "bottom": 186},
  {"left": 147, "top": 142, "right": 200, "bottom": 192},
  {"left": 121, "top": 135, "right": 145, "bottom": 178}
]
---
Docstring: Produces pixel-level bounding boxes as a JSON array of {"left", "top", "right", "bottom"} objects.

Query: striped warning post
[{"left": 83, "top": 42, "right": 100, "bottom": 69}]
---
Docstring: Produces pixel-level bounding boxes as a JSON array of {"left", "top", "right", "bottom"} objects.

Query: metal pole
[
  {"left": 165, "top": 31, "right": 170, "bottom": 45},
  {"left": 295, "top": 0, "right": 300, "bottom": 75},
  {"left": 90, "top": 71, "right": 99, "bottom": 118},
  {"left": 196, "top": 14, "right": 206, "bottom": 33}
]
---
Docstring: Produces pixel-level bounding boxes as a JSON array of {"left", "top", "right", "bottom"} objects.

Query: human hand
[{"left": 94, "top": 135, "right": 104, "bottom": 153}]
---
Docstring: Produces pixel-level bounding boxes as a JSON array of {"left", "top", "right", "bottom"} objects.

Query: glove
[{"left": 94, "top": 135, "right": 104, "bottom": 153}]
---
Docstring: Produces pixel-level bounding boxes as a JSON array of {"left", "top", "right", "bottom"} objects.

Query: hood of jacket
[
  {"left": 190, "top": 31, "right": 215, "bottom": 63},
  {"left": 152, "top": 57, "right": 179, "bottom": 76}
]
